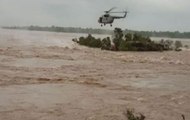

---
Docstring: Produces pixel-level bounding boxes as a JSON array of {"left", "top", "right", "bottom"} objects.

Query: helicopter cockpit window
[{"left": 104, "top": 14, "right": 109, "bottom": 17}]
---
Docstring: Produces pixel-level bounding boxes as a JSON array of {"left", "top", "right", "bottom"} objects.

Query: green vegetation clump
[
  {"left": 77, "top": 34, "right": 102, "bottom": 48},
  {"left": 159, "top": 39, "right": 174, "bottom": 50},
  {"left": 74, "top": 28, "right": 169, "bottom": 51},
  {"left": 113, "top": 28, "right": 165, "bottom": 51},
  {"left": 101, "top": 37, "right": 111, "bottom": 50},
  {"left": 175, "top": 40, "right": 183, "bottom": 51}
]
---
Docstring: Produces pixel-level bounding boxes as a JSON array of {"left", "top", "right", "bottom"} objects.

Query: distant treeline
[
  {"left": 2, "top": 26, "right": 190, "bottom": 39},
  {"left": 2, "top": 26, "right": 112, "bottom": 35},
  {"left": 125, "top": 30, "right": 190, "bottom": 39}
]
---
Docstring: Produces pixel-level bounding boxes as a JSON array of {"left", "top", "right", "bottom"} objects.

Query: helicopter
[{"left": 98, "top": 7, "right": 128, "bottom": 27}]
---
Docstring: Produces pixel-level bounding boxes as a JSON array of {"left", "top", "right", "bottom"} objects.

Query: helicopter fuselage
[
  {"left": 98, "top": 14, "right": 114, "bottom": 25},
  {"left": 98, "top": 11, "right": 127, "bottom": 27}
]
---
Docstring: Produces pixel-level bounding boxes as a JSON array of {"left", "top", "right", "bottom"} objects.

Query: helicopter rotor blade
[
  {"left": 104, "top": 7, "right": 117, "bottom": 13},
  {"left": 109, "top": 10, "right": 128, "bottom": 14},
  {"left": 109, "top": 11, "right": 126, "bottom": 13}
]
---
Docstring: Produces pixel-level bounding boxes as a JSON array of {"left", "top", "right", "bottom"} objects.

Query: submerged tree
[
  {"left": 101, "top": 37, "right": 111, "bottom": 50},
  {"left": 113, "top": 28, "right": 124, "bottom": 51},
  {"left": 77, "top": 34, "right": 101, "bottom": 48},
  {"left": 175, "top": 40, "right": 183, "bottom": 50},
  {"left": 74, "top": 28, "right": 173, "bottom": 51},
  {"left": 125, "top": 33, "right": 133, "bottom": 41}
]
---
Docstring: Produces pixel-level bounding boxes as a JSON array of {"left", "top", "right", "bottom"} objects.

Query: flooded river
[{"left": 0, "top": 29, "right": 190, "bottom": 120}]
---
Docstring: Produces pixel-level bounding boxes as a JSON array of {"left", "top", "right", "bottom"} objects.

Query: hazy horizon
[{"left": 0, "top": 0, "right": 190, "bottom": 32}]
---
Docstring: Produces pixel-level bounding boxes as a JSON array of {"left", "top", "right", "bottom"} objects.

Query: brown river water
[{"left": 0, "top": 29, "right": 190, "bottom": 120}]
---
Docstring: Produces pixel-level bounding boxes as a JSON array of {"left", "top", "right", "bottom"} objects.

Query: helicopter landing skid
[
  {"left": 100, "top": 24, "right": 112, "bottom": 27},
  {"left": 101, "top": 24, "right": 106, "bottom": 27}
]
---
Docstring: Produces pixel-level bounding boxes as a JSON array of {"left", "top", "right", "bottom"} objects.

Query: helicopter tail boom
[{"left": 112, "top": 11, "right": 127, "bottom": 19}]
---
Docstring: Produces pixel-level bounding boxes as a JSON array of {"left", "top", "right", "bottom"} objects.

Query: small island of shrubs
[{"left": 73, "top": 28, "right": 183, "bottom": 51}]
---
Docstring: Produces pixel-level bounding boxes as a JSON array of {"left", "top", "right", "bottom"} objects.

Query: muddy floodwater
[{"left": 0, "top": 29, "right": 190, "bottom": 120}]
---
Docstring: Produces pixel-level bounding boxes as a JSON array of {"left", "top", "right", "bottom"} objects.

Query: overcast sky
[{"left": 0, "top": 0, "right": 190, "bottom": 32}]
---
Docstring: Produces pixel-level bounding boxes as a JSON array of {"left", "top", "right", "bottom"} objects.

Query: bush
[
  {"left": 101, "top": 37, "right": 111, "bottom": 50},
  {"left": 113, "top": 28, "right": 124, "bottom": 51},
  {"left": 113, "top": 28, "right": 164, "bottom": 51},
  {"left": 125, "top": 33, "right": 133, "bottom": 41},
  {"left": 119, "top": 40, "right": 128, "bottom": 51},
  {"left": 175, "top": 40, "right": 183, "bottom": 49},
  {"left": 159, "top": 39, "right": 173, "bottom": 50},
  {"left": 74, "top": 28, "right": 172, "bottom": 52},
  {"left": 89, "top": 38, "right": 102, "bottom": 48},
  {"left": 77, "top": 34, "right": 102, "bottom": 48},
  {"left": 78, "top": 36, "right": 88, "bottom": 45}
]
